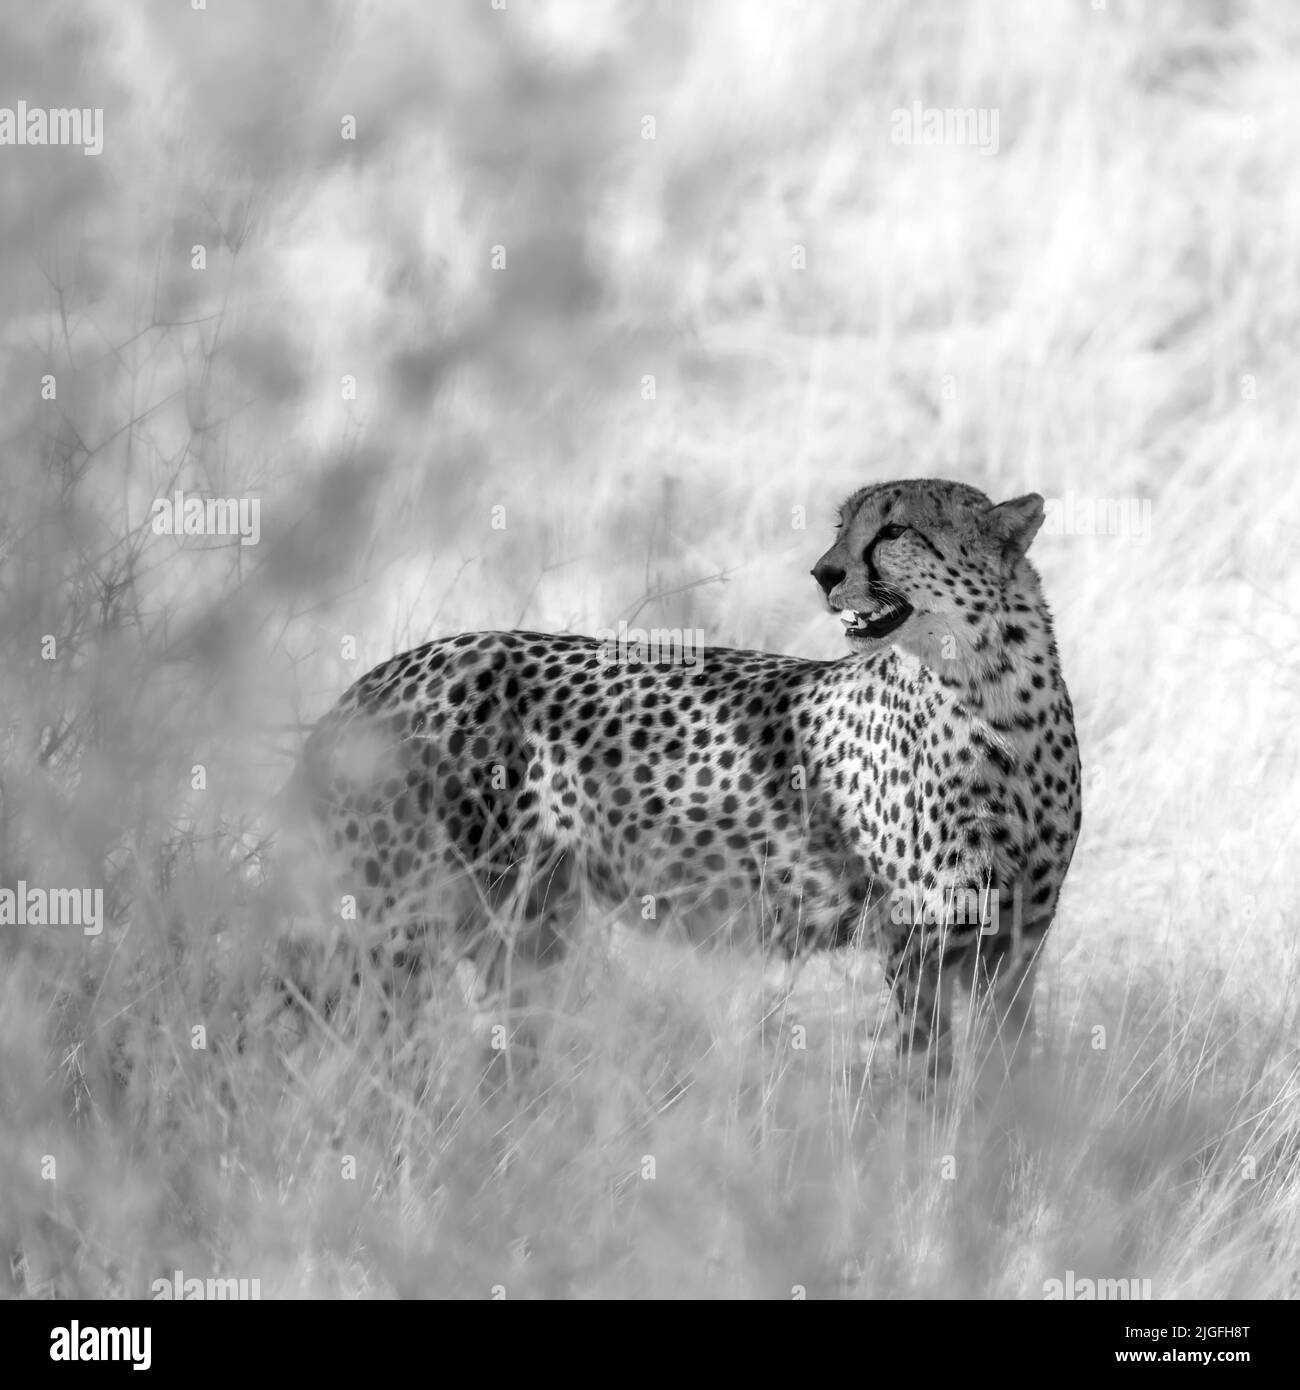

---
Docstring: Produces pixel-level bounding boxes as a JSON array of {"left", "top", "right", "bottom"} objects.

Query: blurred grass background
[{"left": 1, "top": 0, "right": 1298, "bottom": 1297}]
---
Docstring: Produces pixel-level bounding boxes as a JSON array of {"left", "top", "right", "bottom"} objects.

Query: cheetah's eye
[{"left": 878, "top": 524, "right": 907, "bottom": 541}]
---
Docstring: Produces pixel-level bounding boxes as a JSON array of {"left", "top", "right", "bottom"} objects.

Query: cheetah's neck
[{"left": 910, "top": 561, "right": 1063, "bottom": 748}]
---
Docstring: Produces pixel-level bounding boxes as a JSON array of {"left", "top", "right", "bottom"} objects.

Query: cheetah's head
[{"left": 812, "top": 479, "right": 1045, "bottom": 663}]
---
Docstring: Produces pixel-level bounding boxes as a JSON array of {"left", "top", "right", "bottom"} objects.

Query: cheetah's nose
[{"left": 812, "top": 561, "right": 846, "bottom": 597}]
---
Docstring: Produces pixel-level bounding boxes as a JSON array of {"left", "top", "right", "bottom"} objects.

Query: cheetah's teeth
[{"left": 839, "top": 598, "right": 912, "bottom": 638}]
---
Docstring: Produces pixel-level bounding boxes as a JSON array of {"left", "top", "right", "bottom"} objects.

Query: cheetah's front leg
[
  {"left": 884, "top": 940, "right": 954, "bottom": 1090},
  {"left": 959, "top": 911, "right": 1049, "bottom": 1083}
]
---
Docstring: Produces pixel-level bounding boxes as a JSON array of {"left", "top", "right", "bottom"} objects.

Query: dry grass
[{"left": 1, "top": 0, "right": 1298, "bottom": 1298}]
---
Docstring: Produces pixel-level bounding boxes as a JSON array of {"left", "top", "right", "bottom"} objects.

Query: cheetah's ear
[{"left": 986, "top": 493, "right": 1045, "bottom": 567}]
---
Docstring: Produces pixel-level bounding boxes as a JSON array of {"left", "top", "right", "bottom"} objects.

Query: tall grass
[{"left": 1, "top": 0, "right": 1297, "bottom": 1297}]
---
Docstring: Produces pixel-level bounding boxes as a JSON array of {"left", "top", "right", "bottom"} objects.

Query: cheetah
[{"left": 297, "top": 478, "right": 1081, "bottom": 1083}]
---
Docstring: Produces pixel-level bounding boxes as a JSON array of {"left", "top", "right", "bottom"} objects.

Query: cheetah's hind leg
[
  {"left": 451, "top": 840, "right": 579, "bottom": 1055},
  {"left": 757, "top": 951, "right": 804, "bottom": 1042}
]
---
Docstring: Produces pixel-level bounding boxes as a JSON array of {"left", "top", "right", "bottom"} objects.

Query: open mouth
[{"left": 839, "top": 599, "right": 913, "bottom": 640}]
